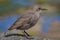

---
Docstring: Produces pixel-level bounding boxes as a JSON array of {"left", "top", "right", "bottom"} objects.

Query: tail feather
[{"left": 8, "top": 27, "right": 13, "bottom": 31}]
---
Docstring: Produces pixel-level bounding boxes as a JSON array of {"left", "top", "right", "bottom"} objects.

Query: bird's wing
[{"left": 8, "top": 12, "right": 35, "bottom": 30}]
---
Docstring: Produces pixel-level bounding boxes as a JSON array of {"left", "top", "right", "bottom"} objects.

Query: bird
[{"left": 4, "top": 5, "right": 47, "bottom": 39}]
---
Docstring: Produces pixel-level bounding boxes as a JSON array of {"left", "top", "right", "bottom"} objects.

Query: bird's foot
[{"left": 25, "top": 36, "right": 34, "bottom": 39}]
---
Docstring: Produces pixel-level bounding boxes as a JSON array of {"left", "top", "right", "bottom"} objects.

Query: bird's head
[{"left": 32, "top": 5, "right": 48, "bottom": 14}]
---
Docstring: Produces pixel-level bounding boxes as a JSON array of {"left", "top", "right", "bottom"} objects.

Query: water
[
  {"left": 0, "top": 14, "right": 20, "bottom": 32},
  {"left": 9, "top": 0, "right": 35, "bottom": 6},
  {"left": 41, "top": 15, "right": 60, "bottom": 33}
]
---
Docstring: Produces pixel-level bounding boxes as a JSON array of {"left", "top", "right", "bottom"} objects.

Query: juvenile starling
[{"left": 5, "top": 5, "right": 47, "bottom": 39}]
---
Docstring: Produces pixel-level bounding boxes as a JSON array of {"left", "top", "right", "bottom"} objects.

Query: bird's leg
[
  {"left": 23, "top": 30, "right": 34, "bottom": 39},
  {"left": 24, "top": 30, "right": 30, "bottom": 36}
]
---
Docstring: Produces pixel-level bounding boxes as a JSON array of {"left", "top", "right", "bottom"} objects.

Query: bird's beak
[{"left": 41, "top": 8, "right": 48, "bottom": 10}]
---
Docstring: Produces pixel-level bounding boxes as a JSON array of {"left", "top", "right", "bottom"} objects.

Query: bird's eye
[
  {"left": 38, "top": 8, "right": 41, "bottom": 10},
  {"left": 36, "top": 8, "right": 41, "bottom": 11}
]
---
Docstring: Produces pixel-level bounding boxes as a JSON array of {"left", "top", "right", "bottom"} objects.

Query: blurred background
[{"left": 0, "top": 0, "right": 60, "bottom": 40}]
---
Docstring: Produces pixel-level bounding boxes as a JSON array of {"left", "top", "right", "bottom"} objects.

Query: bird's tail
[
  {"left": 8, "top": 27, "right": 13, "bottom": 31},
  {"left": 8, "top": 28, "right": 12, "bottom": 31}
]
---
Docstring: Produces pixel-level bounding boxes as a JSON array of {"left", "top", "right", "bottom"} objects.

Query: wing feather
[{"left": 8, "top": 13, "right": 34, "bottom": 30}]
